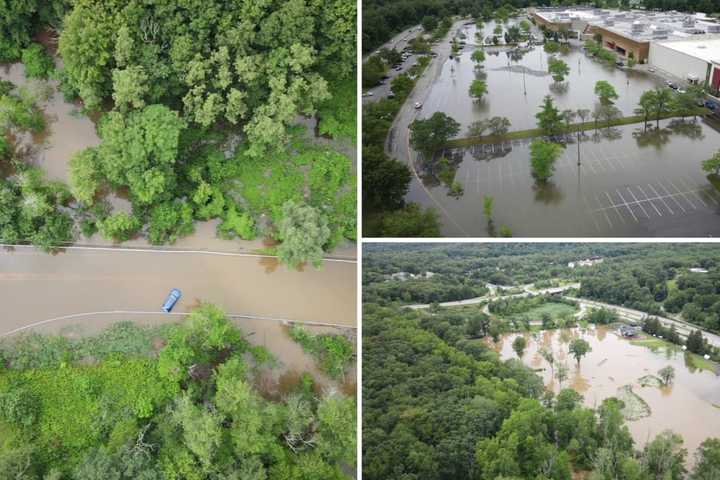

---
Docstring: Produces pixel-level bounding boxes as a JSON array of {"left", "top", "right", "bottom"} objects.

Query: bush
[
  {"left": 217, "top": 204, "right": 256, "bottom": 240},
  {"left": 21, "top": 43, "right": 55, "bottom": 79},
  {"left": 97, "top": 212, "right": 141, "bottom": 242},
  {"left": 288, "top": 325, "right": 353, "bottom": 379}
]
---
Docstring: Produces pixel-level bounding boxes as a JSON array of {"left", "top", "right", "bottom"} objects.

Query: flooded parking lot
[
  {"left": 404, "top": 20, "right": 720, "bottom": 236},
  {"left": 409, "top": 121, "right": 720, "bottom": 236},
  {"left": 493, "top": 326, "right": 720, "bottom": 462}
]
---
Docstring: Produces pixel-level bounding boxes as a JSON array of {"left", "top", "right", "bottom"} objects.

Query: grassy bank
[
  {"left": 630, "top": 333, "right": 718, "bottom": 373},
  {"left": 445, "top": 108, "right": 711, "bottom": 148}
]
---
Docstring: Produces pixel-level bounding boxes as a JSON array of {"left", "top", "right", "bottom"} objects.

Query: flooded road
[
  {"left": 394, "top": 19, "right": 720, "bottom": 236},
  {"left": 0, "top": 246, "right": 357, "bottom": 333},
  {"left": 493, "top": 326, "right": 720, "bottom": 460}
]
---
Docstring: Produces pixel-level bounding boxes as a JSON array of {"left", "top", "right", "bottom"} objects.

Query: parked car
[
  {"left": 161, "top": 288, "right": 182, "bottom": 313},
  {"left": 666, "top": 80, "right": 678, "bottom": 90},
  {"left": 414, "top": 102, "right": 423, "bottom": 109},
  {"left": 705, "top": 100, "right": 718, "bottom": 111},
  {"left": 388, "top": 92, "right": 396, "bottom": 99}
]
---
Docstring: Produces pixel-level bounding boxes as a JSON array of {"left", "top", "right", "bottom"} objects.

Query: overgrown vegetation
[
  {"left": 0, "top": 0, "right": 357, "bottom": 268},
  {"left": 0, "top": 304, "right": 356, "bottom": 478},
  {"left": 288, "top": 325, "right": 354, "bottom": 380}
]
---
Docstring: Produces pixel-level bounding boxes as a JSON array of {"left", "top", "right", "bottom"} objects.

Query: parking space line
[
  {"left": 616, "top": 189, "right": 639, "bottom": 222},
  {"left": 656, "top": 180, "right": 686, "bottom": 213},
  {"left": 677, "top": 177, "right": 708, "bottom": 208},
  {"left": 602, "top": 192, "right": 625, "bottom": 224},
  {"left": 636, "top": 185, "right": 662, "bottom": 216},
  {"left": 626, "top": 187, "right": 651, "bottom": 218},
  {"left": 646, "top": 183, "right": 673, "bottom": 215},
  {"left": 668, "top": 179, "right": 697, "bottom": 209},
  {"left": 582, "top": 195, "right": 603, "bottom": 232}
]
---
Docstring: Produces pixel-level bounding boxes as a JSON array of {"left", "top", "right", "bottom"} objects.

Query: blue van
[{"left": 161, "top": 288, "right": 182, "bottom": 313}]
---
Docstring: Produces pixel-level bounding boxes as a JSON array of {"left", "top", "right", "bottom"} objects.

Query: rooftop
[
  {"left": 655, "top": 36, "right": 720, "bottom": 63},
  {"left": 532, "top": 7, "right": 720, "bottom": 42}
]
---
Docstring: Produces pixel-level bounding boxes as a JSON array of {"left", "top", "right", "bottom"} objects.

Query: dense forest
[
  {"left": 364, "top": 243, "right": 720, "bottom": 332},
  {"left": 0, "top": 304, "right": 356, "bottom": 478},
  {"left": 1, "top": 0, "right": 356, "bottom": 268},
  {"left": 363, "top": 245, "right": 720, "bottom": 479}
]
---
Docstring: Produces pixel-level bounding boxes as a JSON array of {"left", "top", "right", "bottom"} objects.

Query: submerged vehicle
[{"left": 162, "top": 288, "right": 182, "bottom": 313}]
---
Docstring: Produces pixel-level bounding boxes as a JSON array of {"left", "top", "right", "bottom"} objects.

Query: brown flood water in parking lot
[
  {"left": 406, "top": 20, "right": 720, "bottom": 236},
  {"left": 493, "top": 326, "right": 720, "bottom": 462}
]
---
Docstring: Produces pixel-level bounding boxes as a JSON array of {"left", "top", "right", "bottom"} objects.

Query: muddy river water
[
  {"left": 493, "top": 326, "right": 720, "bottom": 461},
  {"left": 407, "top": 20, "right": 720, "bottom": 236}
]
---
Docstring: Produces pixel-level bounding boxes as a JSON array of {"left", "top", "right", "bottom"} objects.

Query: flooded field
[
  {"left": 406, "top": 20, "right": 720, "bottom": 236},
  {"left": 493, "top": 326, "right": 720, "bottom": 460}
]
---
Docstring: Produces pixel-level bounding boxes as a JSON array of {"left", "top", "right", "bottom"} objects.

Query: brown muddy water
[
  {"left": 492, "top": 326, "right": 720, "bottom": 461},
  {"left": 407, "top": 20, "right": 720, "bottom": 237},
  {"left": 0, "top": 247, "right": 356, "bottom": 330},
  {"left": 0, "top": 62, "right": 100, "bottom": 182}
]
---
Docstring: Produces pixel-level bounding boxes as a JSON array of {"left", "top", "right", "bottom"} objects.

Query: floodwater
[
  {"left": 421, "top": 21, "right": 664, "bottom": 132},
  {"left": 1, "top": 62, "right": 357, "bottom": 257},
  {"left": 408, "top": 121, "right": 720, "bottom": 236},
  {"left": 0, "top": 247, "right": 357, "bottom": 331},
  {"left": 0, "top": 62, "right": 100, "bottom": 183},
  {"left": 493, "top": 326, "right": 720, "bottom": 460},
  {"left": 407, "top": 20, "right": 720, "bottom": 237}
]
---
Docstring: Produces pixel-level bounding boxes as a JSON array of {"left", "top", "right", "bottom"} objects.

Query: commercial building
[
  {"left": 648, "top": 37, "right": 720, "bottom": 91},
  {"left": 529, "top": 7, "right": 720, "bottom": 64}
]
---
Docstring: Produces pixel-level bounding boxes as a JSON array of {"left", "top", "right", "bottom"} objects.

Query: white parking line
[
  {"left": 656, "top": 180, "right": 686, "bottom": 213},
  {"left": 626, "top": 187, "right": 650, "bottom": 218},
  {"left": 668, "top": 179, "right": 697, "bottom": 209},
  {"left": 677, "top": 177, "right": 708, "bottom": 208},
  {"left": 646, "top": 183, "right": 673, "bottom": 215},
  {"left": 636, "top": 185, "right": 662, "bottom": 216},
  {"left": 616, "top": 189, "right": 639, "bottom": 222},
  {"left": 602, "top": 192, "right": 625, "bottom": 224}
]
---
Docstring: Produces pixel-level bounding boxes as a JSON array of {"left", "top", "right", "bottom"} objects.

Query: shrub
[{"left": 21, "top": 44, "right": 55, "bottom": 79}]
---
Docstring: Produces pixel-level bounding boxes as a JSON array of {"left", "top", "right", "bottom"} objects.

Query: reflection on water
[{"left": 493, "top": 326, "right": 720, "bottom": 460}]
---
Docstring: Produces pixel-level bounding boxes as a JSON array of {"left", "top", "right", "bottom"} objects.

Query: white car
[{"left": 414, "top": 102, "right": 423, "bottom": 109}]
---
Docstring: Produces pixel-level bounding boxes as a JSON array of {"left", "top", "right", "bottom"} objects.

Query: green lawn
[{"left": 508, "top": 302, "right": 577, "bottom": 322}]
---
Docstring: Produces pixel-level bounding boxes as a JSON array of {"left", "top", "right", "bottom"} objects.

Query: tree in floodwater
[
  {"left": 536, "top": 95, "right": 564, "bottom": 135},
  {"left": 594, "top": 80, "right": 618, "bottom": 105},
  {"left": 569, "top": 338, "right": 591, "bottom": 367},
  {"left": 556, "top": 361, "right": 569, "bottom": 387},
  {"left": 635, "top": 91, "right": 655, "bottom": 130},
  {"left": 658, "top": 365, "right": 675, "bottom": 386},
  {"left": 530, "top": 140, "right": 564, "bottom": 182},
  {"left": 409, "top": 112, "right": 460, "bottom": 157},
  {"left": 276, "top": 200, "right": 331, "bottom": 269},
  {"left": 548, "top": 57, "right": 570, "bottom": 83},
  {"left": 539, "top": 347, "right": 555, "bottom": 376},
  {"left": 512, "top": 336, "right": 527, "bottom": 358},
  {"left": 469, "top": 79, "right": 488, "bottom": 101},
  {"left": 483, "top": 195, "right": 493, "bottom": 221},
  {"left": 702, "top": 150, "right": 720, "bottom": 176},
  {"left": 471, "top": 49, "right": 485, "bottom": 67}
]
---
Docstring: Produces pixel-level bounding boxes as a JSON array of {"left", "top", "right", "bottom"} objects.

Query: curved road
[
  {"left": 386, "top": 18, "right": 473, "bottom": 236},
  {"left": 0, "top": 246, "right": 356, "bottom": 337}
]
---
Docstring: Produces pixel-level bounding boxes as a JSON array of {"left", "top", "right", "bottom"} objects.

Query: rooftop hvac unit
[
  {"left": 631, "top": 21, "right": 645, "bottom": 32},
  {"left": 682, "top": 16, "right": 696, "bottom": 27},
  {"left": 707, "top": 24, "right": 720, "bottom": 33},
  {"left": 604, "top": 19, "right": 615, "bottom": 25}
]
